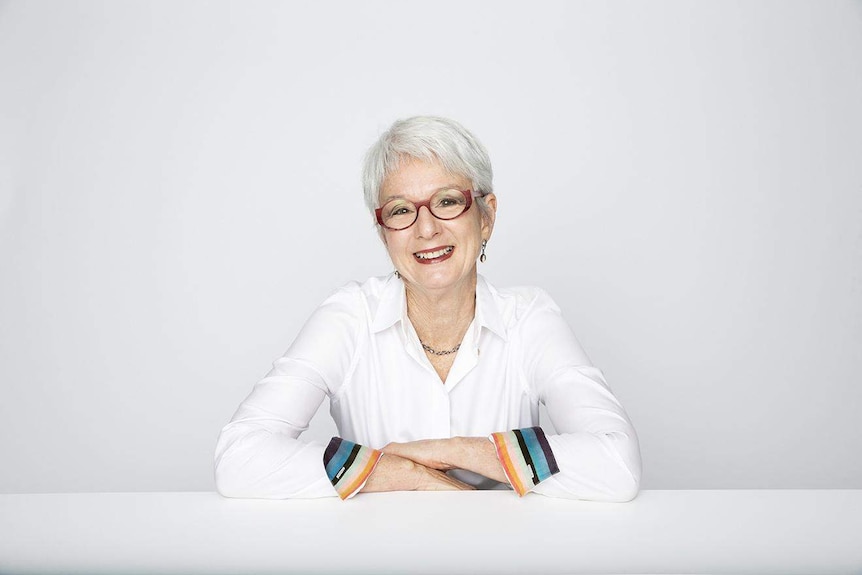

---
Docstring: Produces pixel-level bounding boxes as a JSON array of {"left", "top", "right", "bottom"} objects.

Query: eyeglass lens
[{"left": 379, "top": 189, "right": 469, "bottom": 230}]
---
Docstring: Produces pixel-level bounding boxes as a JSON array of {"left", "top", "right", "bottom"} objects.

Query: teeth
[{"left": 415, "top": 246, "right": 453, "bottom": 260}]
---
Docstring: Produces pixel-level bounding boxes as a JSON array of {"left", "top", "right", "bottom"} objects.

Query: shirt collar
[
  {"left": 370, "top": 273, "right": 406, "bottom": 334},
  {"left": 475, "top": 274, "right": 508, "bottom": 341},
  {"left": 371, "top": 273, "right": 508, "bottom": 341}
]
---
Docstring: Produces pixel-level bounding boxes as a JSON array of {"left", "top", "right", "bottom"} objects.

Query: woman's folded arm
[
  {"left": 519, "top": 290, "right": 642, "bottom": 501},
  {"left": 214, "top": 372, "right": 338, "bottom": 499},
  {"left": 215, "top": 286, "right": 365, "bottom": 499},
  {"left": 528, "top": 365, "right": 642, "bottom": 502}
]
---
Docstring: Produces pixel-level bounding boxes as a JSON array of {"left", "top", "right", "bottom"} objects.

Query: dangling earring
[
  {"left": 480, "top": 239, "right": 487, "bottom": 263},
  {"left": 394, "top": 270, "right": 401, "bottom": 279}
]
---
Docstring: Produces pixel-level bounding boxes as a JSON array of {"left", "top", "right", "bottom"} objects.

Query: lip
[{"left": 413, "top": 245, "right": 454, "bottom": 265}]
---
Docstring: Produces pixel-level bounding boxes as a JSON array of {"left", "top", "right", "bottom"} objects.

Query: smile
[{"left": 413, "top": 246, "right": 454, "bottom": 263}]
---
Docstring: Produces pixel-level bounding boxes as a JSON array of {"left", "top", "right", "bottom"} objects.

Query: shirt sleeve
[
  {"left": 214, "top": 285, "right": 365, "bottom": 499},
  {"left": 512, "top": 289, "right": 642, "bottom": 501},
  {"left": 323, "top": 437, "right": 383, "bottom": 500},
  {"left": 489, "top": 426, "right": 560, "bottom": 496}
]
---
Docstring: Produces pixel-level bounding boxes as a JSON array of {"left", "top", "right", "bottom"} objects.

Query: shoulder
[
  {"left": 480, "top": 276, "right": 563, "bottom": 326},
  {"left": 291, "top": 274, "right": 395, "bottom": 349},
  {"left": 319, "top": 274, "right": 394, "bottom": 306},
  {"left": 480, "top": 277, "right": 593, "bottom": 370},
  {"left": 310, "top": 274, "right": 400, "bottom": 329}
]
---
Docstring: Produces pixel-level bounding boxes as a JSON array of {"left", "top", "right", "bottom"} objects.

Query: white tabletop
[{"left": 1, "top": 489, "right": 860, "bottom": 574}]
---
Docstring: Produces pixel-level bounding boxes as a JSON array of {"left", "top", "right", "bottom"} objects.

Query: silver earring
[
  {"left": 394, "top": 270, "right": 401, "bottom": 279},
  {"left": 480, "top": 240, "right": 487, "bottom": 263}
]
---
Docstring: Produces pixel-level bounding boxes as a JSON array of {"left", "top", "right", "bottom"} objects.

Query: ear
[{"left": 480, "top": 193, "right": 497, "bottom": 240}]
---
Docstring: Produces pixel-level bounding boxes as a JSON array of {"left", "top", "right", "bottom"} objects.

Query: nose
[{"left": 414, "top": 205, "right": 441, "bottom": 239}]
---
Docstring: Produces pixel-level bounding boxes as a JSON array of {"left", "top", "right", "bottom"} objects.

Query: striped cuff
[
  {"left": 323, "top": 437, "right": 382, "bottom": 500},
  {"left": 490, "top": 427, "right": 560, "bottom": 496}
]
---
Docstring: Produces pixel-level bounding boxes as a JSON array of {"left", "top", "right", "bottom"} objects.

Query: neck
[{"left": 404, "top": 272, "right": 477, "bottom": 348}]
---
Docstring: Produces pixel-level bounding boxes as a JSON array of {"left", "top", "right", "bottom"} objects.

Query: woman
[{"left": 214, "top": 116, "right": 641, "bottom": 500}]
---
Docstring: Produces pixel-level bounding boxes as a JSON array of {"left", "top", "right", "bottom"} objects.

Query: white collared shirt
[{"left": 214, "top": 274, "right": 641, "bottom": 500}]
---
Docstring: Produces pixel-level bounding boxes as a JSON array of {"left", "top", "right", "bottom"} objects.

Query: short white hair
[{"left": 362, "top": 116, "right": 494, "bottom": 223}]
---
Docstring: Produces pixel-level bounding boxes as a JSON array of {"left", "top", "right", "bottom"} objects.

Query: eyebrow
[{"left": 380, "top": 185, "right": 467, "bottom": 203}]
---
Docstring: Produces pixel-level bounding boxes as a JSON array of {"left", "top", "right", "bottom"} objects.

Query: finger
[
  {"left": 424, "top": 479, "right": 471, "bottom": 491},
  {"left": 421, "top": 469, "right": 475, "bottom": 491},
  {"left": 430, "top": 478, "right": 475, "bottom": 491},
  {"left": 445, "top": 476, "right": 476, "bottom": 490}
]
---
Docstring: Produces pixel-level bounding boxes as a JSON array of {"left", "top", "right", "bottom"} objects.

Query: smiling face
[{"left": 379, "top": 158, "right": 496, "bottom": 296}]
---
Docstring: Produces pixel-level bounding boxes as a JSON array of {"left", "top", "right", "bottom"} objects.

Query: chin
[{"left": 407, "top": 262, "right": 474, "bottom": 291}]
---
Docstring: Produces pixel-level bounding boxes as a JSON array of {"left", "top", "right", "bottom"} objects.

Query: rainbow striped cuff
[
  {"left": 490, "top": 427, "right": 560, "bottom": 496},
  {"left": 323, "top": 437, "right": 382, "bottom": 500}
]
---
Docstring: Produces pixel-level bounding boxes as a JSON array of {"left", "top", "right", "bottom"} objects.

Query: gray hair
[{"left": 362, "top": 116, "right": 494, "bottom": 223}]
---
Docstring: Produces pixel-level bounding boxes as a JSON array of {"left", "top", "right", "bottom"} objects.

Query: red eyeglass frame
[{"left": 375, "top": 189, "right": 477, "bottom": 231}]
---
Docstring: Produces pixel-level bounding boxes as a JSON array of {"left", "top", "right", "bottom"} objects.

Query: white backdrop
[{"left": 1, "top": 1, "right": 861, "bottom": 494}]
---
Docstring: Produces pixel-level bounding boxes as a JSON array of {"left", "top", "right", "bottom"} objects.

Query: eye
[
  {"left": 387, "top": 203, "right": 415, "bottom": 217},
  {"left": 433, "top": 191, "right": 466, "bottom": 208}
]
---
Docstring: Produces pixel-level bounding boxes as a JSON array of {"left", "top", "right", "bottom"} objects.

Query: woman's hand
[
  {"left": 382, "top": 437, "right": 509, "bottom": 484},
  {"left": 360, "top": 452, "right": 474, "bottom": 493}
]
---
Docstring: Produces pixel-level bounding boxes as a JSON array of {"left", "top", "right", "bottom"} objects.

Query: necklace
[{"left": 420, "top": 341, "right": 461, "bottom": 356}]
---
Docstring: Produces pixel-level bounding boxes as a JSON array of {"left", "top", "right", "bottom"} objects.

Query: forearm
[
  {"left": 382, "top": 436, "right": 508, "bottom": 484},
  {"left": 360, "top": 453, "right": 473, "bottom": 493},
  {"left": 531, "top": 430, "right": 641, "bottom": 502},
  {"left": 443, "top": 437, "right": 509, "bottom": 483},
  {"left": 215, "top": 368, "right": 334, "bottom": 499},
  {"left": 536, "top": 365, "right": 642, "bottom": 501},
  {"left": 214, "top": 423, "right": 336, "bottom": 499}
]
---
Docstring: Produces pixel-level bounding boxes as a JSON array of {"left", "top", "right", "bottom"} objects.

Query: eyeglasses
[{"left": 375, "top": 189, "right": 478, "bottom": 231}]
